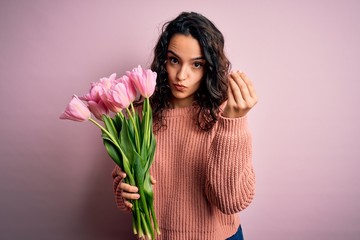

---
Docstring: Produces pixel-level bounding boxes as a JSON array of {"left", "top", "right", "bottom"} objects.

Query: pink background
[{"left": 1, "top": 0, "right": 359, "bottom": 239}]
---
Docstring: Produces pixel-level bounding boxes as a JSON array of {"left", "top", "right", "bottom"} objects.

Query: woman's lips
[{"left": 173, "top": 84, "right": 186, "bottom": 91}]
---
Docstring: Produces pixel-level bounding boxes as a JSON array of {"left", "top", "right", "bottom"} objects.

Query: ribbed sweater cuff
[
  {"left": 112, "top": 166, "right": 130, "bottom": 212},
  {"left": 218, "top": 114, "right": 248, "bottom": 133}
]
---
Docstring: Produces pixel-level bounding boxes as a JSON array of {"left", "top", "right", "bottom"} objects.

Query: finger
[
  {"left": 113, "top": 166, "right": 127, "bottom": 179},
  {"left": 124, "top": 200, "right": 133, "bottom": 209},
  {"left": 239, "top": 71, "right": 257, "bottom": 100},
  {"left": 227, "top": 74, "right": 237, "bottom": 104},
  {"left": 150, "top": 175, "right": 157, "bottom": 184},
  {"left": 120, "top": 182, "right": 139, "bottom": 193},
  {"left": 229, "top": 73, "right": 246, "bottom": 106},
  {"left": 121, "top": 191, "right": 140, "bottom": 200},
  {"left": 232, "top": 71, "right": 252, "bottom": 104}
]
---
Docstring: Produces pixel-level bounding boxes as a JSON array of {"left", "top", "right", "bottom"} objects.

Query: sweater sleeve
[
  {"left": 205, "top": 115, "right": 255, "bottom": 215},
  {"left": 111, "top": 165, "right": 130, "bottom": 212}
]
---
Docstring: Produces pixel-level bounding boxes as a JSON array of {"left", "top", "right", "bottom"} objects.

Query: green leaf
[
  {"left": 144, "top": 135, "right": 156, "bottom": 174},
  {"left": 140, "top": 102, "right": 147, "bottom": 140},
  {"left": 126, "top": 117, "right": 136, "bottom": 147},
  {"left": 143, "top": 173, "right": 154, "bottom": 214},
  {"left": 103, "top": 139, "right": 122, "bottom": 167},
  {"left": 102, "top": 115, "right": 118, "bottom": 141},
  {"left": 135, "top": 112, "right": 141, "bottom": 137},
  {"left": 119, "top": 119, "right": 136, "bottom": 166},
  {"left": 101, "top": 133, "right": 114, "bottom": 143},
  {"left": 133, "top": 151, "right": 145, "bottom": 188},
  {"left": 114, "top": 112, "right": 124, "bottom": 134}
]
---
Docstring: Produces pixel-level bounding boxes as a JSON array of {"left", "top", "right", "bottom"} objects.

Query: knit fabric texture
[{"left": 112, "top": 106, "right": 255, "bottom": 239}]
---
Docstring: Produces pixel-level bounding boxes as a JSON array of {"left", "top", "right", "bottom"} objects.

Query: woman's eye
[
  {"left": 193, "top": 62, "right": 203, "bottom": 68},
  {"left": 169, "top": 57, "right": 179, "bottom": 64}
]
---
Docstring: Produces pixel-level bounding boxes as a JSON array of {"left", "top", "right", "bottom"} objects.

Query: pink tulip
[
  {"left": 80, "top": 84, "right": 110, "bottom": 118},
  {"left": 126, "top": 65, "right": 157, "bottom": 98},
  {"left": 80, "top": 73, "right": 122, "bottom": 114},
  {"left": 117, "top": 75, "right": 137, "bottom": 103},
  {"left": 96, "top": 73, "right": 125, "bottom": 113},
  {"left": 108, "top": 82, "right": 132, "bottom": 109},
  {"left": 60, "top": 95, "right": 91, "bottom": 122},
  {"left": 99, "top": 73, "right": 117, "bottom": 90},
  {"left": 80, "top": 76, "right": 115, "bottom": 118},
  {"left": 80, "top": 83, "right": 103, "bottom": 102},
  {"left": 87, "top": 100, "right": 108, "bottom": 120},
  {"left": 100, "top": 93, "right": 122, "bottom": 113},
  {"left": 80, "top": 73, "right": 117, "bottom": 101}
]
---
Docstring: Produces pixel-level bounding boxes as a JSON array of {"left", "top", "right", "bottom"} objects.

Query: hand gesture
[{"left": 223, "top": 71, "right": 258, "bottom": 118}]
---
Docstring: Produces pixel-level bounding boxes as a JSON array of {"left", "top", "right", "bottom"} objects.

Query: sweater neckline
[{"left": 163, "top": 105, "right": 198, "bottom": 117}]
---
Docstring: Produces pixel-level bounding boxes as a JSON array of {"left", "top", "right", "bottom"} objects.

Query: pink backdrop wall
[{"left": 1, "top": 0, "right": 359, "bottom": 239}]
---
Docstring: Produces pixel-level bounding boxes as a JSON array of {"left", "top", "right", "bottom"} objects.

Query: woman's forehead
[{"left": 168, "top": 34, "right": 203, "bottom": 59}]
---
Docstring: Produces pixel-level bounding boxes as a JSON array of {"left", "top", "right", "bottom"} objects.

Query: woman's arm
[
  {"left": 205, "top": 115, "right": 255, "bottom": 214},
  {"left": 205, "top": 70, "right": 257, "bottom": 214}
]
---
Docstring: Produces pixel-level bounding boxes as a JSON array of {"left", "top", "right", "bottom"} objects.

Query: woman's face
[{"left": 165, "top": 34, "right": 206, "bottom": 108}]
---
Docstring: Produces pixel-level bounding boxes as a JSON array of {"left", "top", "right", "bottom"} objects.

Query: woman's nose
[{"left": 176, "top": 65, "right": 188, "bottom": 81}]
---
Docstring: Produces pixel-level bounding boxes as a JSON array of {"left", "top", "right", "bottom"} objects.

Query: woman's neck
[{"left": 170, "top": 97, "right": 195, "bottom": 109}]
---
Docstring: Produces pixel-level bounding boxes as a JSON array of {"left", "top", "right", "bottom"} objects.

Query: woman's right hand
[
  {"left": 119, "top": 173, "right": 140, "bottom": 210},
  {"left": 119, "top": 172, "right": 157, "bottom": 210}
]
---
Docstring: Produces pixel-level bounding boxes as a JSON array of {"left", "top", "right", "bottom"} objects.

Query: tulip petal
[
  {"left": 109, "top": 83, "right": 130, "bottom": 109},
  {"left": 88, "top": 100, "right": 108, "bottom": 120}
]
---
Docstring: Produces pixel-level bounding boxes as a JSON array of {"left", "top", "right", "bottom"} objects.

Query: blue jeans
[{"left": 226, "top": 225, "right": 244, "bottom": 240}]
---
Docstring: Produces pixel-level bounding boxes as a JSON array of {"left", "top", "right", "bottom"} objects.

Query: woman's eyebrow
[{"left": 167, "top": 50, "right": 205, "bottom": 61}]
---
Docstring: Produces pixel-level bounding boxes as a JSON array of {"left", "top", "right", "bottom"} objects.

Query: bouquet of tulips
[{"left": 60, "top": 66, "right": 160, "bottom": 239}]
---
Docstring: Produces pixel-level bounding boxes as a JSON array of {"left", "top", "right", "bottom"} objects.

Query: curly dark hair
[{"left": 150, "top": 12, "right": 231, "bottom": 132}]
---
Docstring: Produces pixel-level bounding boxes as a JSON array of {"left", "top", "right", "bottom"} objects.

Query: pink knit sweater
[{"left": 112, "top": 106, "right": 255, "bottom": 239}]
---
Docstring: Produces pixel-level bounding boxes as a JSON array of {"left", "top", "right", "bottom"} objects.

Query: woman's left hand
[{"left": 222, "top": 71, "right": 258, "bottom": 118}]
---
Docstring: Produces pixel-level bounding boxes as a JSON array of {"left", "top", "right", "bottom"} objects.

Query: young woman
[{"left": 112, "top": 12, "right": 257, "bottom": 239}]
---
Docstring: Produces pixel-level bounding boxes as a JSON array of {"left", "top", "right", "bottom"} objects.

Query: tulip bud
[
  {"left": 59, "top": 95, "right": 91, "bottom": 122},
  {"left": 126, "top": 65, "right": 157, "bottom": 98}
]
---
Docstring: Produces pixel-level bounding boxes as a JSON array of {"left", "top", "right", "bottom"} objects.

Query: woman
[{"left": 112, "top": 11, "right": 257, "bottom": 239}]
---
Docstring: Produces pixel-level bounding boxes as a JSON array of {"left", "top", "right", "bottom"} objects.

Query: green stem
[
  {"left": 138, "top": 185, "right": 154, "bottom": 238},
  {"left": 141, "top": 212, "right": 152, "bottom": 240},
  {"left": 126, "top": 108, "right": 141, "bottom": 153},
  {"left": 131, "top": 212, "right": 136, "bottom": 235},
  {"left": 131, "top": 102, "right": 136, "bottom": 116},
  {"left": 143, "top": 98, "right": 151, "bottom": 149},
  {"left": 117, "top": 111, "right": 125, "bottom": 121},
  {"left": 147, "top": 98, "right": 151, "bottom": 148},
  {"left": 134, "top": 200, "right": 143, "bottom": 238},
  {"left": 88, "top": 118, "right": 119, "bottom": 147},
  {"left": 150, "top": 203, "right": 160, "bottom": 235}
]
